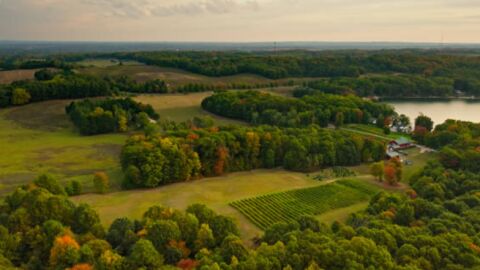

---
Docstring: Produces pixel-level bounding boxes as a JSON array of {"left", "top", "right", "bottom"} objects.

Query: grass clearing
[
  {"left": 0, "top": 101, "right": 126, "bottom": 196},
  {"left": 134, "top": 93, "right": 246, "bottom": 125},
  {"left": 344, "top": 124, "right": 412, "bottom": 141},
  {"left": 317, "top": 202, "right": 369, "bottom": 224},
  {"left": 73, "top": 169, "right": 321, "bottom": 241},
  {"left": 230, "top": 179, "right": 381, "bottom": 230}
]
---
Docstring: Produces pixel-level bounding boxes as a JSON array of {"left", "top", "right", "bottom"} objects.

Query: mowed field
[
  {"left": 134, "top": 92, "right": 246, "bottom": 125},
  {"left": 73, "top": 169, "right": 323, "bottom": 241},
  {"left": 0, "top": 100, "right": 126, "bottom": 196}
]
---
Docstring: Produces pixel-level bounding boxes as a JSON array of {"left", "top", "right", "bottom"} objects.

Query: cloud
[{"left": 80, "top": 0, "right": 259, "bottom": 18}]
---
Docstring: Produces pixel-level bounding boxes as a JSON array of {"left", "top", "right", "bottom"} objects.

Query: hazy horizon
[{"left": 1, "top": 0, "right": 479, "bottom": 43}]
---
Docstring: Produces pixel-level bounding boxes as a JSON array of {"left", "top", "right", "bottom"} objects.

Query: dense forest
[
  {"left": 0, "top": 71, "right": 172, "bottom": 108},
  {"left": 0, "top": 73, "right": 113, "bottom": 107},
  {"left": 121, "top": 125, "right": 386, "bottom": 188},
  {"left": 3, "top": 50, "right": 480, "bottom": 99},
  {"left": 66, "top": 98, "right": 159, "bottom": 135},
  {"left": 298, "top": 74, "right": 469, "bottom": 97},
  {"left": 107, "top": 50, "right": 480, "bottom": 79},
  {"left": 202, "top": 91, "right": 395, "bottom": 128},
  {"left": 2, "top": 119, "right": 480, "bottom": 269}
]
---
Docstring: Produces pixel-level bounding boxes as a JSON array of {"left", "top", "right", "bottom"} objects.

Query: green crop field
[{"left": 230, "top": 179, "right": 381, "bottom": 229}]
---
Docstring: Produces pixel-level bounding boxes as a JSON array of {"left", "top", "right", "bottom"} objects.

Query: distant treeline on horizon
[{"left": 1, "top": 40, "right": 480, "bottom": 55}]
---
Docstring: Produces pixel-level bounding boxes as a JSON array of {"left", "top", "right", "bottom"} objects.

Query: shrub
[{"left": 93, "top": 172, "right": 109, "bottom": 194}]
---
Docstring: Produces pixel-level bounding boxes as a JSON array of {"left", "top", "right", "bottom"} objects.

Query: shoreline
[{"left": 380, "top": 96, "right": 480, "bottom": 102}]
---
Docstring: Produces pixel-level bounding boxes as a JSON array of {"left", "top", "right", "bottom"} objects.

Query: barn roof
[{"left": 392, "top": 137, "right": 411, "bottom": 145}]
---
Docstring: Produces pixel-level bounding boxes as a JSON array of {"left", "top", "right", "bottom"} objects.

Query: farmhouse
[
  {"left": 386, "top": 149, "right": 401, "bottom": 159},
  {"left": 388, "top": 137, "right": 413, "bottom": 150}
]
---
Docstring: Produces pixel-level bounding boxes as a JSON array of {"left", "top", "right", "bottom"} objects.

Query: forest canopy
[
  {"left": 65, "top": 98, "right": 159, "bottom": 135},
  {"left": 120, "top": 125, "right": 386, "bottom": 189},
  {"left": 201, "top": 90, "right": 395, "bottom": 127}
]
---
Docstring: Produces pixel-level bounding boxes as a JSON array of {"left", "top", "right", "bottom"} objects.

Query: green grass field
[
  {"left": 343, "top": 124, "right": 412, "bottom": 141},
  {"left": 0, "top": 100, "right": 126, "bottom": 196},
  {"left": 73, "top": 169, "right": 321, "bottom": 241},
  {"left": 134, "top": 93, "right": 247, "bottom": 125},
  {"left": 230, "top": 179, "right": 381, "bottom": 229}
]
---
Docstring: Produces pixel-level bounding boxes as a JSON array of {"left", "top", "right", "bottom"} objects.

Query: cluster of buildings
[{"left": 386, "top": 137, "right": 413, "bottom": 161}]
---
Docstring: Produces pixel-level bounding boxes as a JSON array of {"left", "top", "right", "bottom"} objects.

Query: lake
[{"left": 385, "top": 99, "right": 480, "bottom": 126}]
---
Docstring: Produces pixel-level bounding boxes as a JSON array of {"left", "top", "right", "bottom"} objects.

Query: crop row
[{"left": 230, "top": 179, "right": 380, "bottom": 229}]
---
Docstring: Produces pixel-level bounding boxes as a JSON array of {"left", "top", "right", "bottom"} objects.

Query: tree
[
  {"left": 127, "top": 239, "right": 164, "bottom": 269},
  {"left": 370, "top": 161, "right": 384, "bottom": 182},
  {"left": 93, "top": 172, "right": 109, "bottom": 194},
  {"left": 415, "top": 114, "right": 434, "bottom": 132},
  {"left": 49, "top": 233, "right": 80, "bottom": 269},
  {"left": 65, "top": 180, "right": 82, "bottom": 196},
  {"left": 34, "top": 69, "right": 56, "bottom": 81},
  {"left": 34, "top": 174, "right": 66, "bottom": 195},
  {"left": 106, "top": 217, "right": 137, "bottom": 254},
  {"left": 335, "top": 111, "right": 345, "bottom": 127},
  {"left": 11, "top": 88, "right": 31, "bottom": 105},
  {"left": 73, "top": 204, "right": 101, "bottom": 235},
  {"left": 384, "top": 165, "right": 397, "bottom": 185},
  {"left": 195, "top": 224, "right": 215, "bottom": 251},
  {"left": 389, "top": 157, "right": 403, "bottom": 182},
  {"left": 146, "top": 220, "right": 181, "bottom": 253}
]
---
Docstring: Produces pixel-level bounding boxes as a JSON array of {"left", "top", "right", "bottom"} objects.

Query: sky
[{"left": 0, "top": 0, "right": 479, "bottom": 43}]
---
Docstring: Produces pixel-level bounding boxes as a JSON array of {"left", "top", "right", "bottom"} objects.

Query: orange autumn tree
[
  {"left": 69, "top": 263, "right": 93, "bottom": 270},
  {"left": 214, "top": 146, "right": 229, "bottom": 175},
  {"left": 50, "top": 232, "right": 81, "bottom": 269},
  {"left": 384, "top": 165, "right": 397, "bottom": 185}
]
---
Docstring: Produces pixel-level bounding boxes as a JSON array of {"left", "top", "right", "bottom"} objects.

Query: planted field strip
[{"left": 230, "top": 179, "right": 380, "bottom": 229}]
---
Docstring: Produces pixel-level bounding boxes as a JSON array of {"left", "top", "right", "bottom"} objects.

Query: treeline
[
  {"left": 66, "top": 98, "right": 159, "bottom": 135},
  {"left": 0, "top": 73, "right": 113, "bottom": 107},
  {"left": 418, "top": 120, "right": 480, "bottom": 173},
  {"left": 299, "top": 74, "right": 462, "bottom": 97},
  {"left": 105, "top": 75, "right": 168, "bottom": 94},
  {"left": 175, "top": 80, "right": 296, "bottom": 93},
  {"left": 0, "top": 72, "right": 174, "bottom": 108},
  {"left": 120, "top": 125, "right": 386, "bottom": 188},
  {"left": 201, "top": 90, "right": 394, "bottom": 127},
  {"left": 102, "top": 50, "right": 480, "bottom": 81}
]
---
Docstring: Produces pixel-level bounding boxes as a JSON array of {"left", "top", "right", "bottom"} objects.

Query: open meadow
[
  {"left": 133, "top": 92, "right": 247, "bottom": 125},
  {"left": 76, "top": 61, "right": 312, "bottom": 88},
  {"left": 0, "top": 100, "right": 126, "bottom": 196}
]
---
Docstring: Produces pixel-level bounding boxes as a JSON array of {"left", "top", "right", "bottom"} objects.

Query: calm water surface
[{"left": 385, "top": 99, "right": 480, "bottom": 125}]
